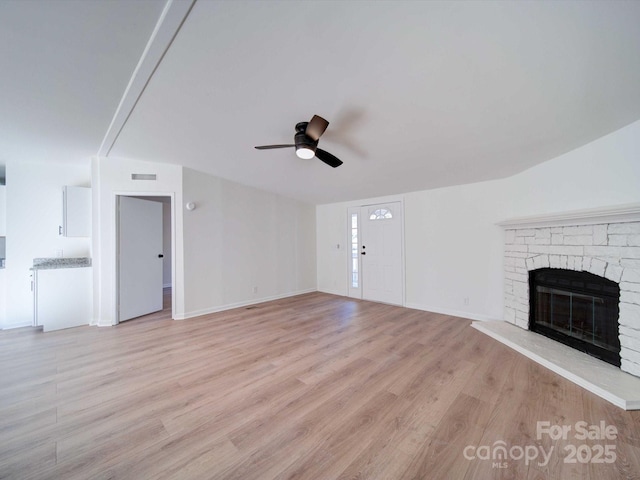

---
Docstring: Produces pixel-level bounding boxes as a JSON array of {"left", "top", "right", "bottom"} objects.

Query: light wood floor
[{"left": 1, "top": 292, "right": 639, "bottom": 480}]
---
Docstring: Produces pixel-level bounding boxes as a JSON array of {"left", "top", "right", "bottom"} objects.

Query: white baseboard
[
  {"left": 174, "top": 288, "right": 317, "bottom": 320},
  {"left": 405, "top": 302, "right": 501, "bottom": 322},
  {"left": 96, "top": 320, "right": 115, "bottom": 327},
  {"left": 313, "top": 294, "right": 500, "bottom": 323},
  {"left": 1, "top": 321, "right": 33, "bottom": 330},
  {"left": 317, "top": 287, "right": 348, "bottom": 297}
]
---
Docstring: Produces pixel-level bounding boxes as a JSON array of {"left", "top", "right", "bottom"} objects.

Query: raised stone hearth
[
  {"left": 472, "top": 320, "right": 640, "bottom": 410},
  {"left": 498, "top": 204, "right": 640, "bottom": 379}
]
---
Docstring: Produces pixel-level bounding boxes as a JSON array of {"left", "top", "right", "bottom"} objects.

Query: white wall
[
  {"left": 0, "top": 184, "right": 5, "bottom": 322},
  {"left": 162, "top": 202, "right": 172, "bottom": 287},
  {"left": 403, "top": 182, "right": 506, "bottom": 320},
  {"left": 180, "top": 167, "right": 316, "bottom": 318},
  {"left": 92, "top": 157, "right": 184, "bottom": 326},
  {"left": 317, "top": 119, "right": 640, "bottom": 321},
  {"left": 3, "top": 161, "right": 91, "bottom": 328}
]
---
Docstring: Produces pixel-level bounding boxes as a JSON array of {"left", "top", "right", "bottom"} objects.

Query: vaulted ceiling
[{"left": 2, "top": 0, "right": 640, "bottom": 204}]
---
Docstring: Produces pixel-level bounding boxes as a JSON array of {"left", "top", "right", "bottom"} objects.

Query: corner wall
[
  {"left": 180, "top": 167, "right": 317, "bottom": 318},
  {"left": 317, "top": 119, "right": 640, "bottom": 321},
  {"left": 92, "top": 157, "right": 184, "bottom": 326}
]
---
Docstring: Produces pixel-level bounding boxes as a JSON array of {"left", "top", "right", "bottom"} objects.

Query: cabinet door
[
  {"left": 63, "top": 186, "right": 91, "bottom": 237},
  {"left": 0, "top": 185, "right": 6, "bottom": 236},
  {"left": 36, "top": 268, "right": 92, "bottom": 332}
]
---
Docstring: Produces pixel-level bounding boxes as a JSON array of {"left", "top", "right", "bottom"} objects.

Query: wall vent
[{"left": 131, "top": 174, "right": 157, "bottom": 181}]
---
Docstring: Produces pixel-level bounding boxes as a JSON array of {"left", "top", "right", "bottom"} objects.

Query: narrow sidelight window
[{"left": 351, "top": 213, "right": 359, "bottom": 288}]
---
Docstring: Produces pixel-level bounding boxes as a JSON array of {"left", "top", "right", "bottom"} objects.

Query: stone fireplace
[{"left": 500, "top": 205, "right": 640, "bottom": 379}]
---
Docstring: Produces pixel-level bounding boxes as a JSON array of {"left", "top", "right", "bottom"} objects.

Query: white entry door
[
  {"left": 118, "top": 196, "right": 163, "bottom": 322},
  {"left": 348, "top": 202, "right": 404, "bottom": 305}
]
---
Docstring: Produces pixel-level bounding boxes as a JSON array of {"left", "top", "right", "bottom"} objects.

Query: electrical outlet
[
  {"left": 463, "top": 297, "right": 470, "bottom": 306},
  {"left": 252, "top": 286, "right": 258, "bottom": 294},
  {"left": 56, "top": 249, "right": 64, "bottom": 258}
]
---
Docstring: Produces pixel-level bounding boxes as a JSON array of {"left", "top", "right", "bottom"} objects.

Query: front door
[
  {"left": 117, "top": 196, "right": 163, "bottom": 322},
  {"left": 348, "top": 201, "right": 403, "bottom": 305}
]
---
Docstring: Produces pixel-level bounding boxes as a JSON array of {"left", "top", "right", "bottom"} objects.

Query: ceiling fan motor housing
[{"left": 294, "top": 130, "right": 318, "bottom": 151}]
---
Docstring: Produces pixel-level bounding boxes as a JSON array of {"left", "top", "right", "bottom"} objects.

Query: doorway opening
[
  {"left": 347, "top": 201, "right": 404, "bottom": 306},
  {"left": 116, "top": 194, "right": 174, "bottom": 323}
]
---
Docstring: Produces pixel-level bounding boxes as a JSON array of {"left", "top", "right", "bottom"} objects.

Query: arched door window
[{"left": 369, "top": 208, "right": 393, "bottom": 220}]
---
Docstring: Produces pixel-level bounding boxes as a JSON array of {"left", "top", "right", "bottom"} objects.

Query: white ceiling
[
  {"left": 3, "top": 1, "right": 640, "bottom": 205},
  {"left": 0, "top": 0, "right": 165, "bottom": 165}
]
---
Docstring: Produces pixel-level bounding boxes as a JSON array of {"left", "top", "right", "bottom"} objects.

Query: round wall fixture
[{"left": 185, "top": 202, "right": 196, "bottom": 211}]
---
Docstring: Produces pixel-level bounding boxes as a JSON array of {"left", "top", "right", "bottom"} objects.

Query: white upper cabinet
[{"left": 62, "top": 186, "right": 91, "bottom": 237}]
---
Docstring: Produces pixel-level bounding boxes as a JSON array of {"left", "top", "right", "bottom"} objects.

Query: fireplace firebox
[{"left": 529, "top": 268, "right": 621, "bottom": 367}]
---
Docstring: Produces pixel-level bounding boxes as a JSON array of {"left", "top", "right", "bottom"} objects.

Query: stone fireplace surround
[
  {"left": 498, "top": 204, "right": 640, "bottom": 379},
  {"left": 472, "top": 204, "right": 640, "bottom": 409}
]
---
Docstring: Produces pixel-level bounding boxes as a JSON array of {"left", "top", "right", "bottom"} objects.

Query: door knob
[
  {"left": 158, "top": 254, "right": 164, "bottom": 258},
  {"left": 361, "top": 251, "right": 366, "bottom": 255}
]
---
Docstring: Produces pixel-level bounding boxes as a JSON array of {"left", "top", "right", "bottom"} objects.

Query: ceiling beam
[{"left": 97, "top": 0, "right": 196, "bottom": 157}]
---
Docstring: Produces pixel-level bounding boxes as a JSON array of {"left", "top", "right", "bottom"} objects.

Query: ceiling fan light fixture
[
  {"left": 296, "top": 146, "right": 315, "bottom": 159},
  {"left": 254, "top": 115, "right": 343, "bottom": 168},
  {"left": 294, "top": 130, "right": 317, "bottom": 159}
]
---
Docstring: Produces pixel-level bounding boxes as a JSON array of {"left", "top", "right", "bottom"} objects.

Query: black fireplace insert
[{"left": 529, "top": 268, "right": 620, "bottom": 367}]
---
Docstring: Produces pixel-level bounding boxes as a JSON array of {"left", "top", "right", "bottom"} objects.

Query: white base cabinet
[
  {"left": 0, "top": 268, "right": 5, "bottom": 327},
  {"left": 34, "top": 267, "right": 92, "bottom": 332}
]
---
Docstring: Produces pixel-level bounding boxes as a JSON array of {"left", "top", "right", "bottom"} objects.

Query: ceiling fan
[{"left": 254, "top": 115, "right": 343, "bottom": 168}]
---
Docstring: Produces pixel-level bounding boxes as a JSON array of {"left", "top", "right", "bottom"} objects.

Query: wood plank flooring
[{"left": 1, "top": 291, "right": 639, "bottom": 479}]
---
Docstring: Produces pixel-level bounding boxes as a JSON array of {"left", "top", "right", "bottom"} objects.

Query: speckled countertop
[{"left": 31, "top": 257, "right": 92, "bottom": 270}]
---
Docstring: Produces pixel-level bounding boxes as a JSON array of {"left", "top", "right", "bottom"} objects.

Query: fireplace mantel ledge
[{"left": 497, "top": 203, "right": 640, "bottom": 229}]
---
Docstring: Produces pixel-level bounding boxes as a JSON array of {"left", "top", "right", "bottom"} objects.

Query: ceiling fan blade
[
  {"left": 305, "top": 115, "right": 329, "bottom": 141},
  {"left": 254, "top": 144, "right": 295, "bottom": 150},
  {"left": 315, "top": 148, "right": 343, "bottom": 168}
]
